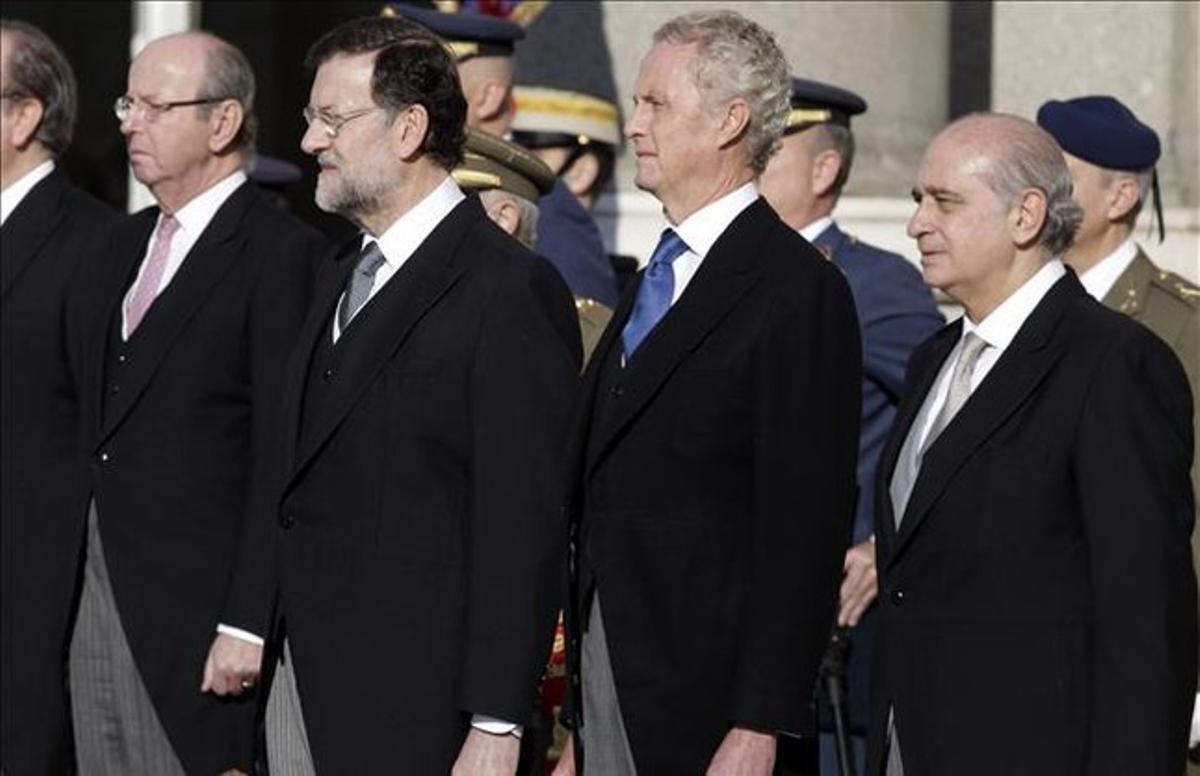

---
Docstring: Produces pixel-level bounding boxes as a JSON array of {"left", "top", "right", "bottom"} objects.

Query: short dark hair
[
  {"left": 305, "top": 17, "right": 466, "bottom": 170},
  {"left": 1, "top": 19, "right": 77, "bottom": 156},
  {"left": 808, "top": 123, "right": 856, "bottom": 199}
]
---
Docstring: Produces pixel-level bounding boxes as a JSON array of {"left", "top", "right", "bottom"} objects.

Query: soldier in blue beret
[
  {"left": 1038, "top": 94, "right": 1200, "bottom": 771},
  {"left": 760, "top": 76, "right": 944, "bottom": 776}
]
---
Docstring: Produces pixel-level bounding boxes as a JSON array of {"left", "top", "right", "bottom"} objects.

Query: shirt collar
[
  {"left": 364, "top": 175, "right": 465, "bottom": 269},
  {"left": 798, "top": 215, "right": 835, "bottom": 244},
  {"left": 169, "top": 170, "right": 248, "bottom": 238},
  {"left": 671, "top": 183, "right": 758, "bottom": 258},
  {"left": 1078, "top": 237, "right": 1138, "bottom": 301},
  {"left": 0, "top": 159, "right": 55, "bottom": 226},
  {"left": 962, "top": 258, "right": 1066, "bottom": 351}
]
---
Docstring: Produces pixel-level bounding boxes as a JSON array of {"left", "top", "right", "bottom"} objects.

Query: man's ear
[
  {"left": 208, "top": 99, "right": 246, "bottom": 155},
  {"left": 1009, "top": 187, "right": 1049, "bottom": 248},
  {"left": 485, "top": 196, "right": 521, "bottom": 237},
  {"left": 9, "top": 98, "right": 45, "bottom": 149},
  {"left": 1105, "top": 175, "right": 1142, "bottom": 222},
  {"left": 811, "top": 148, "right": 842, "bottom": 199},
  {"left": 563, "top": 151, "right": 600, "bottom": 198},
  {"left": 393, "top": 104, "right": 431, "bottom": 161},
  {"left": 716, "top": 97, "right": 751, "bottom": 149},
  {"left": 473, "top": 79, "right": 510, "bottom": 125}
]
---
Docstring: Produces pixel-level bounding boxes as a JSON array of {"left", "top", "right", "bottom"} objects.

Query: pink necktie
[{"left": 125, "top": 214, "right": 180, "bottom": 335}]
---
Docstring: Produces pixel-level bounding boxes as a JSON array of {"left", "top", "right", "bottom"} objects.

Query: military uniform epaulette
[{"left": 1151, "top": 268, "right": 1200, "bottom": 308}]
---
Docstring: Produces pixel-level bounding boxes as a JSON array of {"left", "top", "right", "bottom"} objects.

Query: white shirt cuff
[
  {"left": 216, "top": 623, "right": 265, "bottom": 646},
  {"left": 1190, "top": 692, "right": 1200, "bottom": 748},
  {"left": 470, "top": 714, "right": 523, "bottom": 739}
]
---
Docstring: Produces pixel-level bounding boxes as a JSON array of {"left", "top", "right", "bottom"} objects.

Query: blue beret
[
  {"left": 786, "top": 77, "right": 867, "bottom": 132},
  {"left": 382, "top": 3, "right": 524, "bottom": 60},
  {"left": 1037, "top": 95, "right": 1160, "bottom": 170}
]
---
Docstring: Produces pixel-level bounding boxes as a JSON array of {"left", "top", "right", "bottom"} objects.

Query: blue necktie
[{"left": 621, "top": 229, "right": 688, "bottom": 358}]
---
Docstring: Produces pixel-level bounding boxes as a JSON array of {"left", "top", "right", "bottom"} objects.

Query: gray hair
[
  {"left": 1101, "top": 166, "right": 1153, "bottom": 223},
  {"left": 0, "top": 19, "right": 77, "bottom": 156},
  {"left": 480, "top": 189, "right": 540, "bottom": 249},
  {"left": 196, "top": 34, "right": 257, "bottom": 153},
  {"left": 653, "top": 11, "right": 790, "bottom": 175},
  {"left": 958, "top": 112, "right": 1083, "bottom": 257}
]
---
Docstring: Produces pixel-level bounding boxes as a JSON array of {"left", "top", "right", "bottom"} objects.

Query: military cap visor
[
  {"left": 1036, "top": 95, "right": 1161, "bottom": 171},
  {"left": 786, "top": 77, "right": 867, "bottom": 132},
  {"left": 381, "top": 3, "right": 524, "bottom": 61},
  {"left": 452, "top": 128, "right": 555, "bottom": 203},
  {"left": 510, "top": 86, "right": 622, "bottom": 147}
]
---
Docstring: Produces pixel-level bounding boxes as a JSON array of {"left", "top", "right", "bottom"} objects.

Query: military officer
[
  {"left": 1037, "top": 95, "right": 1200, "bottom": 771},
  {"left": 387, "top": 2, "right": 619, "bottom": 359},
  {"left": 758, "top": 77, "right": 944, "bottom": 776}
]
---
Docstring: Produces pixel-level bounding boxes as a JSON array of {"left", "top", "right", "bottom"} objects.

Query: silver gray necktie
[
  {"left": 920, "top": 332, "right": 989, "bottom": 455},
  {"left": 891, "top": 331, "right": 989, "bottom": 526},
  {"left": 338, "top": 242, "right": 387, "bottom": 331}
]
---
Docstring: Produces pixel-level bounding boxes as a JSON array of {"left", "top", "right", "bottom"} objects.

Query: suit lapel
[
  {"left": 96, "top": 183, "right": 257, "bottom": 446},
  {"left": 875, "top": 321, "right": 959, "bottom": 546},
  {"left": 812, "top": 221, "right": 847, "bottom": 263},
  {"left": 1, "top": 170, "right": 68, "bottom": 299},
  {"left": 889, "top": 272, "right": 1084, "bottom": 562},
  {"left": 284, "top": 198, "right": 477, "bottom": 488},
  {"left": 583, "top": 199, "right": 768, "bottom": 476},
  {"left": 277, "top": 238, "right": 358, "bottom": 478}
]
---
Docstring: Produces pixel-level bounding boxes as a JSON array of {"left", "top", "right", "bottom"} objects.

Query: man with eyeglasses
[
  {"left": 258, "top": 15, "right": 580, "bottom": 776},
  {"left": 0, "top": 20, "right": 119, "bottom": 776},
  {"left": 64, "top": 30, "right": 327, "bottom": 776}
]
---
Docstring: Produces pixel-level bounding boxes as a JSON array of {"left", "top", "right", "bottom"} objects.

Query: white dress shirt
[
  {"left": 121, "top": 170, "right": 248, "bottom": 340},
  {"left": 331, "top": 175, "right": 465, "bottom": 342},
  {"left": 797, "top": 215, "right": 835, "bottom": 245},
  {"left": 667, "top": 182, "right": 759, "bottom": 305},
  {"left": 1078, "top": 237, "right": 1138, "bottom": 302},
  {"left": 908, "top": 259, "right": 1066, "bottom": 456},
  {"left": 0, "top": 159, "right": 55, "bottom": 226}
]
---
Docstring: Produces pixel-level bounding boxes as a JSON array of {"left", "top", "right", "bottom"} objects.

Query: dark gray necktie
[{"left": 338, "top": 241, "right": 387, "bottom": 332}]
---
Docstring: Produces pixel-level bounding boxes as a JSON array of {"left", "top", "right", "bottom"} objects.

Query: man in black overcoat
[
  {"left": 0, "top": 20, "right": 119, "bottom": 775},
  {"left": 65, "top": 31, "right": 326, "bottom": 775},
  {"left": 260, "top": 16, "right": 580, "bottom": 775},
  {"left": 870, "top": 112, "right": 1196, "bottom": 776},
  {"left": 556, "top": 10, "right": 862, "bottom": 776}
]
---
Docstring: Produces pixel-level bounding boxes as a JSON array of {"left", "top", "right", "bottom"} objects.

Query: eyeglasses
[
  {"left": 302, "top": 105, "right": 380, "bottom": 139},
  {"left": 113, "top": 94, "right": 228, "bottom": 123}
]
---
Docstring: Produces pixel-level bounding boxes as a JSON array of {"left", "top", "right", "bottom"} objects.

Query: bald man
[
  {"left": 871, "top": 113, "right": 1194, "bottom": 775},
  {"left": 66, "top": 32, "right": 326, "bottom": 775}
]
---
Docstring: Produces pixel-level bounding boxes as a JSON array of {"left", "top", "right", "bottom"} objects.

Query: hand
[
  {"left": 451, "top": 728, "right": 520, "bottom": 776},
  {"left": 200, "top": 633, "right": 262, "bottom": 696},
  {"left": 837, "top": 539, "right": 878, "bottom": 627},
  {"left": 706, "top": 727, "right": 776, "bottom": 776},
  {"left": 550, "top": 733, "right": 575, "bottom": 776}
]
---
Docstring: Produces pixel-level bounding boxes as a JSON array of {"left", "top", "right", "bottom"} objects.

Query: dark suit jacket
[
  {"left": 813, "top": 222, "right": 942, "bottom": 733},
  {"left": 271, "top": 195, "right": 581, "bottom": 772},
  {"left": 868, "top": 271, "right": 1197, "bottom": 776},
  {"left": 564, "top": 198, "right": 862, "bottom": 773},
  {"left": 67, "top": 181, "right": 325, "bottom": 775},
  {"left": 1, "top": 168, "right": 118, "bottom": 776}
]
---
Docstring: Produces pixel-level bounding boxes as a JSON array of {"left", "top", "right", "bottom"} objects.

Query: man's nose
[{"left": 300, "top": 122, "right": 327, "bottom": 156}]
